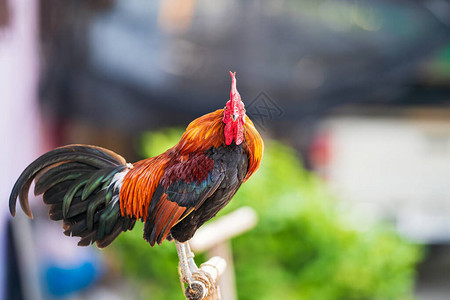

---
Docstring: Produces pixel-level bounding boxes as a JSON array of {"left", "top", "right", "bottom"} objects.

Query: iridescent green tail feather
[{"left": 9, "top": 145, "right": 135, "bottom": 248}]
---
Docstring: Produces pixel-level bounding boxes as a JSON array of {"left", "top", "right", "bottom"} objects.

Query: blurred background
[{"left": 1, "top": 0, "right": 450, "bottom": 299}]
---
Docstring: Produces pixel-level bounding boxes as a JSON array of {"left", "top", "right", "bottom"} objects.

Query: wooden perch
[
  {"left": 190, "top": 206, "right": 258, "bottom": 252},
  {"left": 180, "top": 207, "right": 258, "bottom": 300}
]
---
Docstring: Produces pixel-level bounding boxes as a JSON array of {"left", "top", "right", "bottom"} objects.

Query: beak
[{"left": 233, "top": 114, "right": 239, "bottom": 121}]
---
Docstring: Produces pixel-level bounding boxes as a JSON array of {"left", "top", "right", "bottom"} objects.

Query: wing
[{"left": 143, "top": 153, "right": 225, "bottom": 246}]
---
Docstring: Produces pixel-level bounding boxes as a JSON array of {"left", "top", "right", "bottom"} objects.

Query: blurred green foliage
[{"left": 107, "top": 129, "right": 422, "bottom": 300}]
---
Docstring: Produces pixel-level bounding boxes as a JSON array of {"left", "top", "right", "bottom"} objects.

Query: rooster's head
[{"left": 223, "top": 71, "right": 246, "bottom": 145}]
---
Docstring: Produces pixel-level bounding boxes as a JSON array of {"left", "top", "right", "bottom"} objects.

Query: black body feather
[{"left": 167, "top": 144, "right": 248, "bottom": 242}]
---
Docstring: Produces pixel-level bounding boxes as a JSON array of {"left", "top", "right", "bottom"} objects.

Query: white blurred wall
[
  {"left": 0, "top": 0, "right": 41, "bottom": 298},
  {"left": 316, "top": 111, "right": 450, "bottom": 243}
]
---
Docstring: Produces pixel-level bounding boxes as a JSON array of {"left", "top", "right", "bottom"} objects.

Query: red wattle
[{"left": 224, "top": 122, "right": 234, "bottom": 145}]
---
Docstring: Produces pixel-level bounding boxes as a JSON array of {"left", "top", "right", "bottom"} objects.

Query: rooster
[{"left": 9, "top": 71, "right": 263, "bottom": 291}]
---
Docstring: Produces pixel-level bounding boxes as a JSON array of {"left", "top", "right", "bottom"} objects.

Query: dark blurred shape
[
  {"left": 6, "top": 222, "right": 24, "bottom": 300},
  {"left": 415, "top": 244, "right": 450, "bottom": 297},
  {"left": 0, "top": 0, "right": 10, "bottom": 29},
  {"left": 38, "top": 0, "right": 450, "bottom": 136}
]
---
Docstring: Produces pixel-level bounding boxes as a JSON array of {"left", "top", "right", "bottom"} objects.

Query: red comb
[{"left": 229, "top": 71, "right": 241, "bottom": 102}]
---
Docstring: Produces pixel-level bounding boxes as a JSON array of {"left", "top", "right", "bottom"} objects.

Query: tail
[{"left": 9, "top": 144, "right": 136, "bottom": 248}]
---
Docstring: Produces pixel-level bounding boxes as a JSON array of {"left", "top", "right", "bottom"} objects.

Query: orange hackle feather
[
  {"left": 242, "top": 115, "right": 264, "bottom": 181},
  {"left": 119, "top": 109, "right": 263, "bottom": 220}
]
